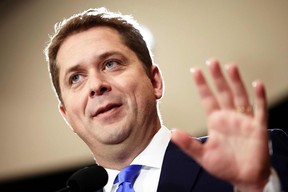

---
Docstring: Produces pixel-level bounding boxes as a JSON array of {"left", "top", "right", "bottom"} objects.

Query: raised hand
[{"left": 172, "top": 59, "right": 270, "bottom": 192}]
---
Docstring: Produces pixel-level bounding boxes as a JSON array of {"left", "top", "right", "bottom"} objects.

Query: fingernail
[
  {"left": 205, "top": 58, "right": 217, "bottom": 66},
  {"left": 171, "top": 129, "right": 176, "bottom": 132},
  {"left": 225, "top": 64, "right": 231, "bottom": 71},
  {"left": 252, "top": 81, "right": 257, "bottom": 87},
  {"left": 205, "top": 59, "right": 212, "bottom": 66},
  {"left": 190, "top": 68, "right": 195, "bottom": 73}
]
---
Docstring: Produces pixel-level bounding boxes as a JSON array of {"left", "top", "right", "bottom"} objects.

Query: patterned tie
[{"left": 114, "top": 164, "right": 142, "bottom": 192}]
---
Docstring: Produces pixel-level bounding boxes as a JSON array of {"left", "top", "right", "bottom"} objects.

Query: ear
[
  {"left": 59, "top": 103, "right": 76, "bottom": 132},
  {"left": 150, "top": 65, "right": 164, "bottom": 100},
  {"left": 59, "top": 103, "right": 67, "bottom": 118},
  {"left": 59, "top": 103, "right": 70, "bottom": 126}
]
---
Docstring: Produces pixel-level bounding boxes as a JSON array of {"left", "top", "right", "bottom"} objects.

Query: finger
[
  {"left": 225, "top": 63, "right": 252, "bottom": 115},
  {"left": 191, "top": 67, "right": 220, "bottom": 115},
  {"left": 207, "top": 59, "right": 234, "bottom": 109},
  {"left": 171, "top": 129, "right": 204, "bottom": 162},
  {"left": 252, "top": 80, "right": 268, "bottom": 126}
]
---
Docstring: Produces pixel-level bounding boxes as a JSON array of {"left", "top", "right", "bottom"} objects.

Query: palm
[{"left": 201, "top": 111, "right": 269, "bottom": 184}]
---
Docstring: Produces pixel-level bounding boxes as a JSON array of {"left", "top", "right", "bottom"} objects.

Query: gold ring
[{"left": 236, "top": 105, "right": 253, "bottom": 114}]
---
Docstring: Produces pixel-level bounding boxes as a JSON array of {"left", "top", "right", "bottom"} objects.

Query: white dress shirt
[{"left": 103, "top": 126, "right": 171, "bottom": 192}]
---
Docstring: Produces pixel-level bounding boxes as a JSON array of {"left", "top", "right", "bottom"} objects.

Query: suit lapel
[{"left": 157, "top": 141, "right": 202, "bottom": 192}]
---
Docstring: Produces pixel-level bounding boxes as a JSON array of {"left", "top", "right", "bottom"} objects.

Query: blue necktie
[{"left": 114, "top": 164, "right": 142, "bottom": 192}]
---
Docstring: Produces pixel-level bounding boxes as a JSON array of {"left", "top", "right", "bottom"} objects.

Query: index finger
[{"left": 191, "top": 67, "right": 220, "bottom": 115}]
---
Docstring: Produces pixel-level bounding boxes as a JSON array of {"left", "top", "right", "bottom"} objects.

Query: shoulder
[
  {"left": 197, "top": 128, "right": 288, "bottom": 143},
  {"left": 268, "top": 128, "right": 288, "bottom": 154},
  {"left": 268, "top": 128, "right": 288, "bottom": 139},
  {"left": 268, "top": 129, "right": 288, "bottom": 192}
]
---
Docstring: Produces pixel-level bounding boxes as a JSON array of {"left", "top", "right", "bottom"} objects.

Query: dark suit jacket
[
  {"left": 157, "top": 129, "right": 288, "bottom": 192},
  {"left": 96, "top": 129, "right": 287, "bottom": 192}
]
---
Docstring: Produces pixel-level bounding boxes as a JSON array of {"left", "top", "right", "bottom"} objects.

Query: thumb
[{"left": 171, "top": 129, "right": 204, "bottom": 162}]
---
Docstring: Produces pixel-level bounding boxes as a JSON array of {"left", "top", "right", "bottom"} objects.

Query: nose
[{"left": 89, "top": 74, "right": 111, "bottom": 98}]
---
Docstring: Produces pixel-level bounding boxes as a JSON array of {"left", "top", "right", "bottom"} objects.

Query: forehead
[{"left": 56, "top": 26, "right": 128, "bottom": 64}]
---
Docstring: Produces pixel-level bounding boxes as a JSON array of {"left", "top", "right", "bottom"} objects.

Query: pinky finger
[{"left": 252, "top": 80, "right": 268, "bottom": 127}]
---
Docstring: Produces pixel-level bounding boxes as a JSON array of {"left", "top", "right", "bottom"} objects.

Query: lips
[{"left": 93, "top": 103, "right": 122, "bottom": 117}]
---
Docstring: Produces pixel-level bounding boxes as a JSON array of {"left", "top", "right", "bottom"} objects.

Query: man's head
[
  {"left": 45, "top": 8, "right": 153, "bottom": 104},
  {"left": 44, "top": 8, "right": 163, "bottom": 164}
]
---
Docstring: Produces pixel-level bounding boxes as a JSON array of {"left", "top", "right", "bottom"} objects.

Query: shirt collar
[
  {"left": 104, "top": 126, "right": 171, "bottom": 191},
  {"left": 131, "top": 126, "right": 171, "bottom": 168}
]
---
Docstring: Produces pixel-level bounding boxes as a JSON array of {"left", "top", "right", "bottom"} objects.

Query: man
[{"left": 44, "top": 8, "right": 288, "bottom": 191}]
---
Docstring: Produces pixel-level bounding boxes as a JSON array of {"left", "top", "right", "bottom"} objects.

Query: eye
[
  {"left": 70, "top": 74, "right": 82, "bottom": 84},
  {"left": 104, "top": 60, "right": 119, "bottom": 70}
]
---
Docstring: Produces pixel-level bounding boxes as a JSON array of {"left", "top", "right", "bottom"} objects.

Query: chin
[{"left": 97, "top": 127, "right": 131, "bottom": 145}]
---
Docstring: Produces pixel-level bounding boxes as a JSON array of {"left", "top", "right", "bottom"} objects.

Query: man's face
[{"left": 56, "top": 27, "right": 163, "bottom": 150}]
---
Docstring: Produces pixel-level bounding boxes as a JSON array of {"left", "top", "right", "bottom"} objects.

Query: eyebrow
[{"left": 98, "top": 51, "right": 126, "bottom": 62}]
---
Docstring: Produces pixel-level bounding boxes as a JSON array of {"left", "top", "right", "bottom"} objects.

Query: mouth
[{"left": 93, "top": 103, "right": 122, "bottom": 117}]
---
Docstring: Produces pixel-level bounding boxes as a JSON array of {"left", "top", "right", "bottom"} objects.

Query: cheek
[
  {"left": 128, "top": 78, "right": 155, "bottom": 108},
  {"left": 62, "top": 92, "right": 87, "bottom": 125},
  {"left": 64, "top": 103, "right": 89, "bottom": 138}
]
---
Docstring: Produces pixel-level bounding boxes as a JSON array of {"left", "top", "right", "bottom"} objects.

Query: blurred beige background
[{"left": 1, "top": 0, "right": 288, "bottom": 181}]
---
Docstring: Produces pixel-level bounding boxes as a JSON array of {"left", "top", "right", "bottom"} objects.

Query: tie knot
[{"left": 114, "top": 164, "right": 142, "bottom": 185}]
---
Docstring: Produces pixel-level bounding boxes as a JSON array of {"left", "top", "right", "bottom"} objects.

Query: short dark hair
[{"left": 44, "top": 7, "right": 153, "bottom": 103}]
